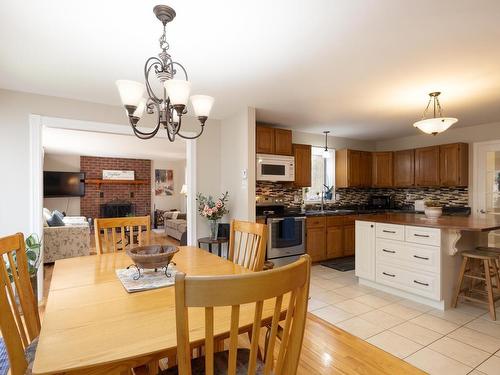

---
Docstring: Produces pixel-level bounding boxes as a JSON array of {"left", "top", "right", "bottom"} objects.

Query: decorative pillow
[
  {"left": 47, "top": 212, "right": 65, "bottom": 227},
  {"left": 53, "top": 210, "right": 65, "bottom": 220},
  {"left": 43, "top": 208, "right": 52, "bottom": 226},
  {"left": 177, "top": 213, "right": 187, "bottom": 220}
]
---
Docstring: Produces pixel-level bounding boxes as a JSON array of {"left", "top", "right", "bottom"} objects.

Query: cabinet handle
[
  {"left": 413, "top": 280, "right": 429, "bottom": 286},
  {"left": 382, "top": 272, "right": 395, "bottom": 277},
  {"left": 383, "top": 249, "right": 396, "bottom": 254},
  {"left": 414, "top": 234, "right": 430, "bottom": 238},
  {"left": 370, "top": 225, "right": 374, "bottom": 228},
  {"left": 413, "top": 255, "right": 429, "bottom": 260},
  {"left": 382, "top": 230, "right": 396, "bottom": 234}
]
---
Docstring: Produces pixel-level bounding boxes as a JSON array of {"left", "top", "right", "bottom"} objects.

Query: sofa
[
  {"left": 163, "top": 211, "right": 187, "bottom": 241},
  {"left": 43, "top": 215, "right": 90, "bottom": 263}
]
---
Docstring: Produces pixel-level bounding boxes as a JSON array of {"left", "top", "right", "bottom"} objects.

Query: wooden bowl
[{"left": 126, "top": 245, "right": 179, "bottom": 269}]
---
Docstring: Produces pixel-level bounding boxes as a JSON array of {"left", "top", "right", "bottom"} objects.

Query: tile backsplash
[{"left": 256, "top": 181, "right": 469, "bottom": 208}]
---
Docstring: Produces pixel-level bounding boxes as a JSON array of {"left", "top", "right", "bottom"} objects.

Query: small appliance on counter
[
  {"left": 367, "top": 195, "right": 394, "bottom": 210},
  {"left": 414, "top": 199, "right": 426, "bottom": 212}
]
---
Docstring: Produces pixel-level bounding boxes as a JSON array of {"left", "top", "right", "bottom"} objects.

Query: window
[{"left": 304, "top": 147, "right": 335, "bottom": 202}]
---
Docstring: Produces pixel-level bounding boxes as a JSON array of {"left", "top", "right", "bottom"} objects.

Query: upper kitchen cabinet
[
  {"left": 393, "top": 149, "right": 415, "bottom": 187},
  {"left": 255, "top": 124, "right": 292, "bottom": 155},
  {"left": 293, "top": 144, "right": 312, "bottom": 187},
  {"left": 415, "top": 146, "right": 440, "bottom": 186},
  {"left": 256, "top": 125, "right": 275, "bottom": 154},
  {"left": 439, "top": 143, "right": 469, "bottom": 186},
  {"left": 336, "top": 149, "right": 372, "bottom": 188},
  {"left": 274, "top": 129, "right": 293, "bottom": 155},
  {"left": 372, "top": 152, "right": 393, "bottom": 187}
]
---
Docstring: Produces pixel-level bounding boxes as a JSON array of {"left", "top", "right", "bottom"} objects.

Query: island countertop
[{"left": 356, "top": 213, "right": 500, "bottom": 232}]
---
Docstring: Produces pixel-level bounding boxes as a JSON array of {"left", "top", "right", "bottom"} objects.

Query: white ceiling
[
  {"left": 1, "top": 0, "right": 500, "bottom": 140},
  {"left": 43, "top": 127, "right": 186, "bottom": 160}
]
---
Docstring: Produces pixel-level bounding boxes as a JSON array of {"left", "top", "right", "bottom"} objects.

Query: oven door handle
[{"left": 269, "top": 217, "right": 306, "bottom": 223}]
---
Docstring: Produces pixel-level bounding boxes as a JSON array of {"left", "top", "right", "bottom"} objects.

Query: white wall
[
  {"left": 151, "top": 159, "right": 186, "bottom": 214},
  {"left": 220, "top": 107, "right": 256, "bottom": 222},
  {"left": 43, "top": 153, "right": 81, "bottom": 215}
]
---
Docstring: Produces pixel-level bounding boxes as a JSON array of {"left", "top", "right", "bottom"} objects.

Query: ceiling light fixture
[
  {"left": 116, "top": 5, "right": 214, "bottom": 141},
  {"left": 322, "top": 131, "right": 331, "bottom": 158},
  {"left": 413, "top": 92, "right": 457, "bottom": 136}
]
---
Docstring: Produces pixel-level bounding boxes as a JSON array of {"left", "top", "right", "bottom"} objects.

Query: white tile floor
[{"left": 309, "top": 264, "right": 500, "bottom": 375}]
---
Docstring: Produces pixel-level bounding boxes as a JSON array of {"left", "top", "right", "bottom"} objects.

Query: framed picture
[{"left": 155, "top": 169, "right": 174, "bottom": 196}]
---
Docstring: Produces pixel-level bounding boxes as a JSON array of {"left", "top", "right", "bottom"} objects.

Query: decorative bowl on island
[
  {"left": 126, "top": 245, "right": 179, "bottom": 269},
  {"left": 424, "top": 200, "right": 443, "bottom": 219}
]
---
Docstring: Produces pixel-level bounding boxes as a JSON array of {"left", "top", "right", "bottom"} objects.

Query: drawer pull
[
  {"left": 413, "top": 280, "right": 429, "bottom": 286},
  {"left": 382, "top": 272, "right": 395, "bottom": 277},
  {"left": 414, "top": 234, "right": 430, "bottom": 238},
  {"left": 413, "top": 255, "right": 429, "bottom": 260},
  {"left": 382, "top": 249, "right": 396, "bottom": 254},
  {"left": 382, "top": 230, "right": 396, "bottom": 234}
]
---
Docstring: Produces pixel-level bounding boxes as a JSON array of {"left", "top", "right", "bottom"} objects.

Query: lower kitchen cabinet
[
  {"left": 307, "top": 215, "right": 356, "bottom": 262},
  {"left": 343, "top": 224, "right": 355, "bottom": 256},
  {"left": 306, "top": 226, "right": 326, "bottom": 262},
  {"left": 326, "top": 226, "right": 343, "bottom": 258},
  {"left": 354, "top": 221, "right": 375, "bottom": 280}
]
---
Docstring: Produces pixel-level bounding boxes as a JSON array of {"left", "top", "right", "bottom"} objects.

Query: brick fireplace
[{"left": 80, "top": 156, "right": 151, "bottom": 220}]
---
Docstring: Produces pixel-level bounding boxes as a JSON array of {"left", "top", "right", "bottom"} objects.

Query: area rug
[{"left": 321, "top": 256, "right": 355, "bottom": 272}]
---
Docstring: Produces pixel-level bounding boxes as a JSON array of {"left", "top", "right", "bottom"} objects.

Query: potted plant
[
  {"left": 424, "top": 200, "right": 443, "bottom": 219},
  {"left": 196, "top": 192, "right": 229, "bottom": 239}
]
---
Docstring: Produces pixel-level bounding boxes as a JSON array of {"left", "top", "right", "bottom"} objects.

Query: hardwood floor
[{"left": 39, "top": 234, "right": 423, "bottom": 375}]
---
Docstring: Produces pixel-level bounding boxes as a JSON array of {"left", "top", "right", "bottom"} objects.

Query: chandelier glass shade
[
  {"left": 116, "top": 5, "right": 214, "bottom": 141},
  {"left": 413, "top": 92, "right": 457, "bottom": 136}
]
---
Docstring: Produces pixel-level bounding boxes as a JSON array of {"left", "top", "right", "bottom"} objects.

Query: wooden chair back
[
  {"left": 174, "top": 255, "right": 311, "bottom": 375},
  {"left": 228, "top": 220, "right": 267, "bottom": 271},
  {"left": 0, "top": 233, "right": 41, "bottom": 375},
  {"left": 94, "top": 216, "right": 151, "bottom": 254}
]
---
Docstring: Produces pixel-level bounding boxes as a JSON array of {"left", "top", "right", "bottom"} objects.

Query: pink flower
[{"left": 216, "top": 200, "right": 223, "bottom": 208}]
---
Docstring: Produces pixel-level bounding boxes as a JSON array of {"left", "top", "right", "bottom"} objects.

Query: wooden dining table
[{"left": 33, "top": 246, "right": 285, "bottom": 375}]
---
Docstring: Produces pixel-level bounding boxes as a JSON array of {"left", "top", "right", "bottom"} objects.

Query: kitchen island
[{"left": 355, "top": 213, "right": 500, "bottom": 310}]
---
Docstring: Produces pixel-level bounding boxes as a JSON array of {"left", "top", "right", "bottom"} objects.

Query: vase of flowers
[{"left": 197, "top": 192, "right": 229, "bottom": 239}]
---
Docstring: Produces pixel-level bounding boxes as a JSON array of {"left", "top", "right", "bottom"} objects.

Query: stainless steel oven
[{"left": 267, "top": 216, "right": 306, "bottom": 267}]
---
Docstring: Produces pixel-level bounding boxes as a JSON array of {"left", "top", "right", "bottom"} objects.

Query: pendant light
[
  {"left": 413, "top": 92, "right": 457, "bottom": 135},
  {"left": 322, "top": 131, "right": 331, "bottom": 158}
]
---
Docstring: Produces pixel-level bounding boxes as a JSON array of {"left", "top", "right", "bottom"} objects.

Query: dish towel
[{"left": 280, "top": 217, "right": 296, "bottom": 240}]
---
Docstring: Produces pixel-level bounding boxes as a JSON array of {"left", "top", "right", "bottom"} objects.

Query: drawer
[
  {"left": 404, "top": 243, "right": 440, "bottom": 274},
  {"left": 327, "top": 216, "right": 344, "bottom": 226},
  {"left": 405, "top": 226, "right": 441, "bottom": 246},
  {"left": 376, "top": 239, "right": 405, "bottom": 263},
  {"left": 376, "top": 262, "right": 405, "bottom": 288},
  {"left": 307, "top": 216, "right": 326, "bottom": 228},
  {"left": 376, "top": 223, "right": 404, "bottom": 241}
]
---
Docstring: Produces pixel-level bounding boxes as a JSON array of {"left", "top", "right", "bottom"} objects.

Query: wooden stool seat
[
  {"left": 462, "top": 250, "right": 500, "bottom": 260},
  {"left": 476, "top": 246, "right": 500, "bottom": 252}
]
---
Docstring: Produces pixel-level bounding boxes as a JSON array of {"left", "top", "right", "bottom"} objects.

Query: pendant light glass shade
[
  {"left": 322, "top": 149, "right": 331, "bottom": 158},
  {"left": 164, "top": 79, "right": 191, "bottom": 106},
  {"left": 133, "top": 97, "right": 147, "bottom": 119},
  {"left": 116, "top": 80, "right": 145, "bottom": 107},
  {"left": 190, "top": 95, "right": 215, "bottom": 117},
  {"left": 413, "top": 117, "right": 458, "bottom": 135}
]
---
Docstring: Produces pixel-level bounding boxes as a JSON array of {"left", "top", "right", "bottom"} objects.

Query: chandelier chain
[{"left": 159, "top": 24, "right": 169, "bottom": 52}]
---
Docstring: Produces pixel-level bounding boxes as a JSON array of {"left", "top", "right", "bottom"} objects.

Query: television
[{"left": 43, "top": 171, "right": 85, "bottom": 197}]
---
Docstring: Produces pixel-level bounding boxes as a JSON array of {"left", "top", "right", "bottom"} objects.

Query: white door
[
  {"left": 355, "top": 221, "right": 376, "bottom": 281},
  {"left": 474, "top": 140, "right": 500, "bottom": 247}
]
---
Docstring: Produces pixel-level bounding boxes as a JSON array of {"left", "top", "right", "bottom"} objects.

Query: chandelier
[
  {"left": 116, "top": 5, "right": 214, "bottom": 141},
  {"left": 413, "top": 92, "right": 457, "bottom": 136}
]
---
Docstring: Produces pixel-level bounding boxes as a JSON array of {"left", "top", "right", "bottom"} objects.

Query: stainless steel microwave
[{"left": 256, "top": 154, "right": 295, "bottom": 182}]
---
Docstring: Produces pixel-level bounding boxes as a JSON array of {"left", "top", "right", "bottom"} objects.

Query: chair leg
[
  {"left": 483, "top": 259, "right": 496, "bottom": 321},
  {"left": 453, "top": 257, "right": 468, "bottom": 308},
  {"left": 493, "top": 259, "right": 500, "bottom": 289}
]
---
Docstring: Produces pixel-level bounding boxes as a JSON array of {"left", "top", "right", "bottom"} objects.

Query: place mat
[{"left": 116, "top": 265, "right": 178, "bottom": 293}]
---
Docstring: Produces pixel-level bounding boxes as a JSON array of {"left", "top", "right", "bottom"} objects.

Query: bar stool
[{"left": 453, "top": 249, "right": 500, "bottom": 320}]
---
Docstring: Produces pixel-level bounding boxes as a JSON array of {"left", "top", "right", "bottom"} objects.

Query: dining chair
[
  {"left": 0, "top": 233, "right": 41, "bottom": 375},
  {"left": 94, "top": 216, "right": 151, "bottom": 254},
  {"left": 164, "top": 254, "right": 310, "bottom": 375},
  {"left": 228, "top": 220, "right": 267, "bottom": 272}
]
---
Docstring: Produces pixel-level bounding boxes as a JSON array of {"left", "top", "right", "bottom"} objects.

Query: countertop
[{"left": 356, "top": 213, "right": 500, "bottom": 232}]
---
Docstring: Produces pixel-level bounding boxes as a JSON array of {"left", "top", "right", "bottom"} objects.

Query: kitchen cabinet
[
  {"left": 292, "top": 144, "right": 312, "bottom": 187},
  {"left": 393, "top": 149, "right": 415, "bottom": 187},
  {"left": 439, "top": 143, "right": 468, "bottom": 187},
  {"left": 256, "top": 124, "right": 292, "bottom": 155},
  {"left": 415, "top": 146, "right": 440, "bottom": 186},
  {"left": 372, "top": 152, "right": 393, "bottom": 187},
  {"left": 336, "top": 149, "right": 372, "bottom": 188},
  {"left": 343, "top": 224, "right": 355, "bottom": 256},
  {"left": 354, "top": 221, "right": 375, "bottom": 281},
  {"left": 326, "top": 226, "right": 343, "bottom": 259},
  {"left": 306, "top": 216, "right": 326, "bottom": 262}
]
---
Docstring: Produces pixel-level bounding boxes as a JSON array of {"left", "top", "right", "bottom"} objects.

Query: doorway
[{"left": 473, "top": 139, "right": 500, "bottom": 247}]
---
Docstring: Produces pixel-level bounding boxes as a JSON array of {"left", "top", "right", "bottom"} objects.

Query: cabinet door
[
  {"left": 306, "top": 227, "right": 326, "bottom": 262},
  {"left": 415, "top": 146, "right": 440, "bottom": 186},
  {"left": 440, "top": 143, "right": 468, "bottom": 187},
  {"left": 293, "top": 144, "right": 312, "bottom": 187},
  {"left": 360, "top": 152, "right": 373, "bottom": 187},
  {"left": 354, "top": 221, "right": 375, "bottom": 280},
  {"left": 274, "top": 129, "right": 293, "bottom": 155},
  {"left": 372, "top": 152, "right": 393, "bottom": 187},
  {"left": 393, "top": 149, "right": 415, "bottom": 187},
  {"left": 343, "top": 224, "right": 355, "bottom": 256},
  {"left": 256, "top": 125, "right": 275, "bottom": 154},
  {"left": 326, "top": 225, "right": 343, "bottom": 259},
  {"left": 349, "top": 150, "right": 361, "bottom": 187}
]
